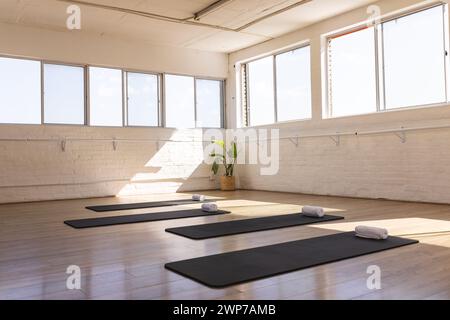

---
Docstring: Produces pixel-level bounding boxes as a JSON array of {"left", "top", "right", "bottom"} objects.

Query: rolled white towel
[
  {"left": 355, "top": 226, "right": 389, "bottom": 240},
  {"left": 201, "top": 203, "right": 218, "bottom": 213},
  {"left": 301, "top": 206, "right": 325, "bottom": 218},
  {"left": 192, "top": 194, "right": 206, "bottom": 201}
]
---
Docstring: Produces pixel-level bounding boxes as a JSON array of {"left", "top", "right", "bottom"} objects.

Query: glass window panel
[
  {"left": 383, "top": 6, "right": 447, "bottom": 108},
  {"left": 329, "top": 27, "right": 377, "bottom": 117},
  {"left": 127, "top": 72, "right": 159, "bottom": 126},
  {"left": 44, "top": 63, "right": 85, "bottom": 124},
  {"left": 0, "top": 57, "right": 41, "bottom": 124},
  {"left": 196, "top": 79, "right": 222, "bottom": 128},
  {"left": 89, "top": 67, "right": 123, "bottom": 126},
  {"left": 164, "top": 74, "right": 195, "bottom": 128},
  {"left": 248, "top": 56, "right": 275, "bottom": 126},
  {"left": 276, "top": 46, "right": 312, "bottom": 121}
]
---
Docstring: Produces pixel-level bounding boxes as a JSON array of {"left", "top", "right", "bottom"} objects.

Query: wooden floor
[{"left": 1, "top": 190, "right": 450, "bottom": 300}]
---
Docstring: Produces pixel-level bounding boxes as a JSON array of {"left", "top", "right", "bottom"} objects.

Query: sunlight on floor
[
  {"left": 208, "top": 199, "right": 343, "bottom": 209},
  {"left": 210, "top": 200, "right": 346, "bottom": 218},
  {"left": 311, "top": 218, "right": 450, "bottom": 247}
]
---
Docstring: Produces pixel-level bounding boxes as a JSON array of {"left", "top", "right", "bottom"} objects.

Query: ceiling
[{"left": 0, "top": 0, "right": 378, "bottom": 53}]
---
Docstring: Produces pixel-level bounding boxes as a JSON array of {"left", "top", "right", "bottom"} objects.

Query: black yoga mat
[
  {"left": 86, "top": 199, "right": 213, "bottom": 212},
  {"left": 165, "top": 232, "right": 418, "bottom": 288},
  {"left": 65, "top": 209, "right": 230, "bottom": 229},
  {"left": 166, "top": 214, "right": 344, "bottom": 239}
]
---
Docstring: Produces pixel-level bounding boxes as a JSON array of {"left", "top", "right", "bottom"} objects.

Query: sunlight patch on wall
[{"left": 117, "top": 129, "right": 212, "bottom": 196}]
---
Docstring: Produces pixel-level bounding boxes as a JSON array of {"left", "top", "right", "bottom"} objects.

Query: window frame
[
  {"left": 195, "top": 76, "right": 226, "bottom": 129},
  {"left": 274, "top": 45, "right": 313, "bottom": 122},
  {"left": 246, "top": 55, "right": 276, "bottom": 127},
  {"left": 0, "top": 54, "right": 44, "bottom": 125},
  {"left": 325, "top": 25, "right": 379, "bottom": 118},
  {"left": 42, "top": 60, "right": 88, "bottom": 126},
  {"left": 243, "top": 43, "right": 312, "bottom": 127},
  {"left": 123, "top": 69, "right": 162, "bottom": 128},
  {"left": 87, "top": 65, "right": 126, "bottom": 127},
  {"left": 163, "top": 73, "right": 225, "bottom": 129},
  {"left": 325, "top": 2, "right": 450, "bottom": 119},
  {"left": 0, "top": 55, "right": 225, "bottom": 129}
]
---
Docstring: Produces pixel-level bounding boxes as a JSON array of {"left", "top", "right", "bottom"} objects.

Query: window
[
  {"left": 327, "top": 4, "right": 448, "bottom": 117},
  {"left": 0, "top": 55, "right": 224, "bottom": 128},
  {"left": 126, "top": 72, "right": 159, "bottom": 127},
  {"left": 276, "top": 46, "right": 312, "bottom": 121},
  {"left": 327, "top": 27, "right": 377, "bottom": 117},
  {"left": 248, "top": 56, "right": 275, "bottom": 126},
  {"left": 383, "top": 5, "right": 447, "bottom": 109},
  {"left": 244, "top": 45, "right": 312, "bottom": 126},
  {"left": 164, "top": 74, "right": 195, "bottom": 128},
  {"left": 164, "top": 75, "right": 224, "bottom": 128},
  {"left": 0, "top": 57, "right": 41, "bottom": 124},
  {"left": 89, "top": 67, "right": 123, "bottom": 126},
  {"left": 43, "top": 63, "right": 85, "bottom": 125},
  {"left": 196, "top": 79, "right": 222, "bottom": 128}
]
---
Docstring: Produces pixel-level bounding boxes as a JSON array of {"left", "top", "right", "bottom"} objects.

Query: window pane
[
  {"left": 248, "top": 56, "right": 275, "bottom": 126},
  {"left": 383, "top": 6, "right": 446, "bottom": 109},
  {"left": 89, "top": 67, "right": 123, "bottom": 126},
  {"left": 196, "top": 79, "right": 222, "bottom": 128},
  {"left": 164, "top": 74, "right": 195, "bottom": 128},
  {"left": 0, "top": 57, "right": 41, "bottom": 124},
  {"left": 127, "top": 72, "right": 159, "bottom": 126},
  {"left": 329, "top": 27, "right": 377, "bottom": 117},
  {"left": 44, "top": 64, "right": 84, "bottom": 124},
  {"left": 276, "top": 46, "right": 311, "bottom": 121}
]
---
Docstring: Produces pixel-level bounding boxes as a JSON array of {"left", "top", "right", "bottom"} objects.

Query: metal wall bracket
[
  {"left": 61, "top": 140, "right": 67, "bottom": 152},
  {"left": 394, "top": 128, "right": 406, "bottom": 143},
  {"left": 288, "top": 136, "right": 299, "bottom": 147},
  {"left": 329, "top": 134, "right": 340, "bottom": 146},
  {"left": 112, "top": 139, "right": 118, "bottom": 151}
]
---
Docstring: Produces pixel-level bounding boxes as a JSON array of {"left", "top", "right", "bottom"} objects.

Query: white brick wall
[
  {"left": 237, "top": 127, "right": 450, "bottom": 204},
  {"left": 3, "top": 121, "right": 450, "bottom": 205},
  {"left": 226, "top": 0, "right": 450, "bottom": 204},
  {"left": 0, "top": 16, "right": 227, "bottom": 204},
  {"left": 0, "top": 125, "right": 218, "bottom": 203}
]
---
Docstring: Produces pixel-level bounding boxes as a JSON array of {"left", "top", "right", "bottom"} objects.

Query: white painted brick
[
  {"left": 238, "top": 128, "right": 450, "bottom": 204},
  {"left": 0, "top": 125, "right": 221, "bottom": 203}
]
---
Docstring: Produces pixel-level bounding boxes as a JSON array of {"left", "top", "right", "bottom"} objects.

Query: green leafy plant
[{"left": 210, "top": 140, "right": 238, "bottom": 177}]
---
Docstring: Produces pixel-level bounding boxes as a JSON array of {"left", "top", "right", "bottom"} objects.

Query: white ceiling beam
[
  {"left": 194, "top": 0, "right": 234, "bottom": 21},
  {"left": 54, "top": 0, "right": 312, "bottom": 34}
]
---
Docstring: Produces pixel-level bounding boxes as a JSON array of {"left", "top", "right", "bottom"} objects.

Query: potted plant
[{"left": 210, "top": 140, "right": 238, "bottom": 191}]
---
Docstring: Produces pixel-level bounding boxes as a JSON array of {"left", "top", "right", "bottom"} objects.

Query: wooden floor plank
[{"left": 0, "top": 190, "right": 449, "bottom": 300}]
